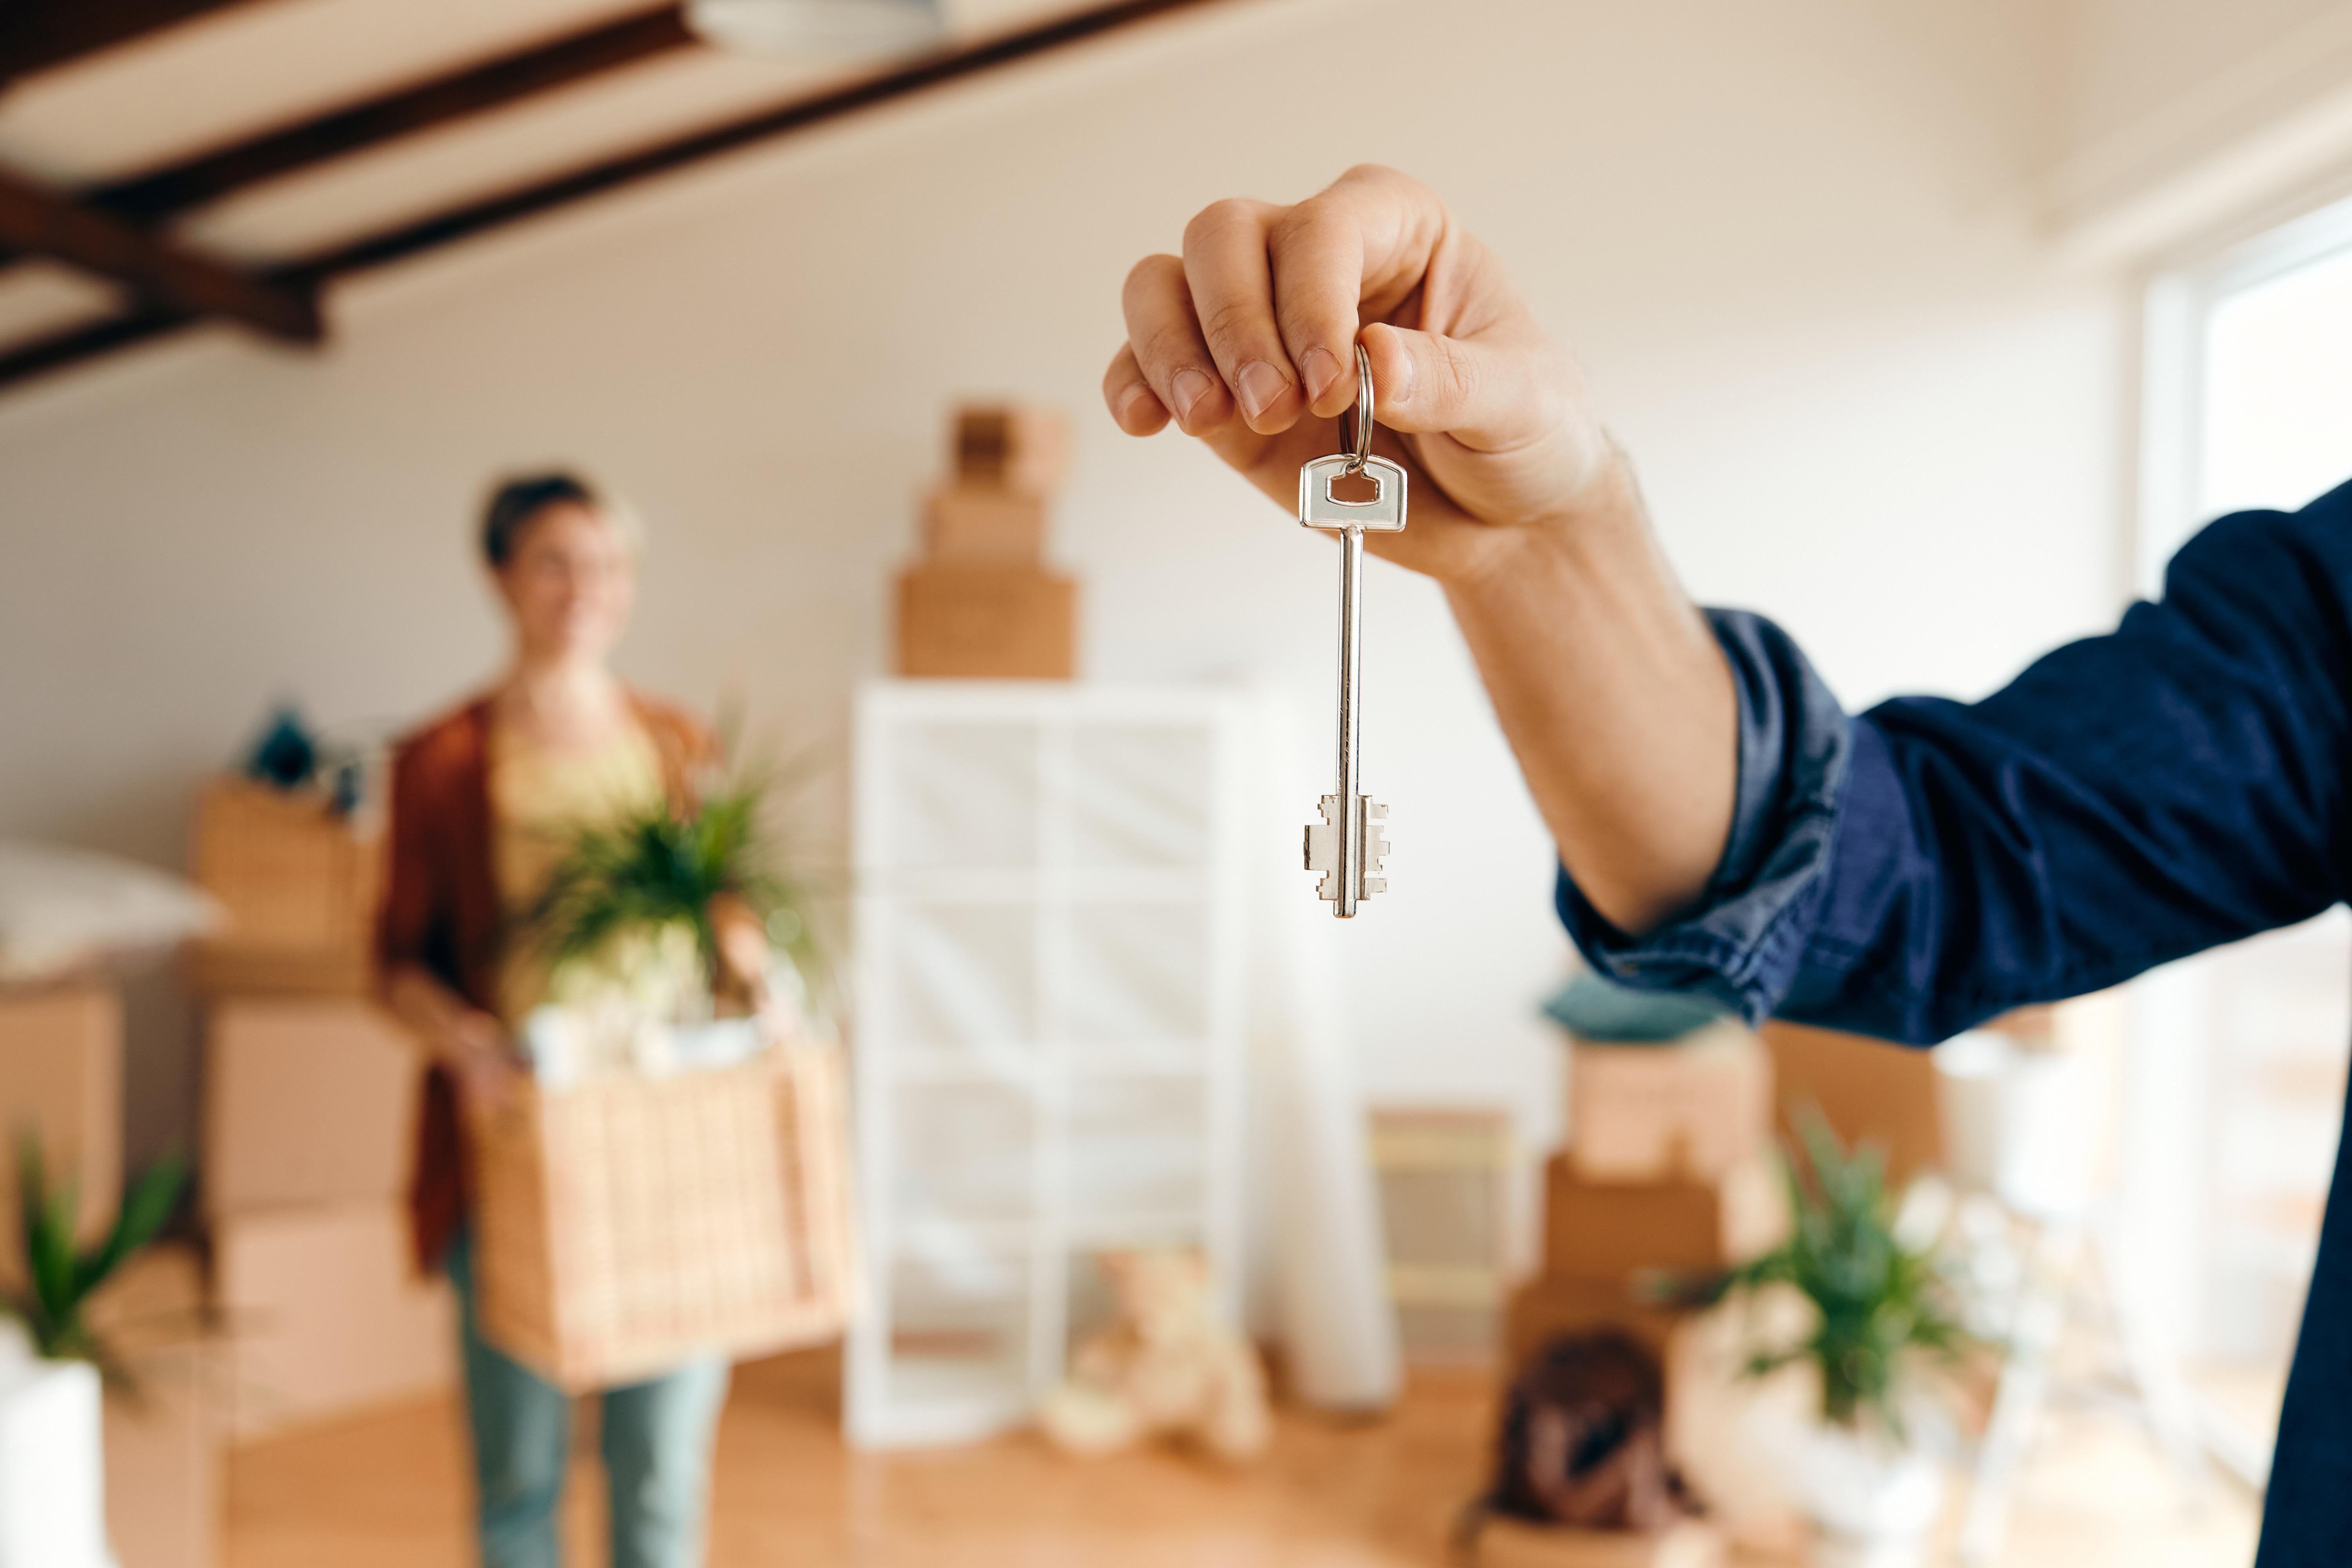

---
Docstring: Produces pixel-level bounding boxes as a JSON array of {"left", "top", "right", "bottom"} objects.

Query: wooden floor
[{"left": 225, "top": 1350, "right": 2261, "bottom": 1568}]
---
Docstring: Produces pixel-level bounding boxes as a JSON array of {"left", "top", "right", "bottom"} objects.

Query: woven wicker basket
[{"left": 469, "top": 1039, "right": 854, "bottom": 1390}]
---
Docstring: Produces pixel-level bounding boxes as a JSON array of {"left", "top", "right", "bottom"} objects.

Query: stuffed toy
[{"left": 1038, "top": 1247, "right": 1270, "bottom": 1463}]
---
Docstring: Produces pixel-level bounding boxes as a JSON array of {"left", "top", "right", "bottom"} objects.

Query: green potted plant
[
  {"left": 1694, "top": 1114, "right": 1972, "bottom": 1568},
  {"left": 520, "top": 761, "right": 828, "bottom": 1080},
  {"left": 1, "top": 1132, "right": 187, "bottom": 1568}
]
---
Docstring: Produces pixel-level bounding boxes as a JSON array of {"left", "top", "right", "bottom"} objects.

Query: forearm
[{"left": 1442, "top": 458, "right": 1737, "bottom": 936}]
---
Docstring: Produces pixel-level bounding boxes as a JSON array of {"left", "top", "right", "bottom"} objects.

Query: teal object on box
[{"left": 1540, "top": 969, "right": 1724, "bottom": 1044}]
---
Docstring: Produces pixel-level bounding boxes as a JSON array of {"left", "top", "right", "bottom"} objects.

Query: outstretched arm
[
  {"left": 1109, "top": 166, "right": 2350, "bottom": 1039},
  {"left": 1104, "top": 165, "right": 1735, "bottom": 936}
]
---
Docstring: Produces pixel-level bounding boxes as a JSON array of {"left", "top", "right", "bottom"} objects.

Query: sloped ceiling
[{"left": 0, "top": 0, "right": 1225, "bottom": 388}]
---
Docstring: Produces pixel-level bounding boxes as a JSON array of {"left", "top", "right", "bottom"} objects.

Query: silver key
[{"left": 1299, "top": 343, "right": 1406, "bottom": 917}]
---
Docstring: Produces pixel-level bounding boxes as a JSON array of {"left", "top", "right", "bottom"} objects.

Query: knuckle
[
  {"left": 1268, "top": 196, "right": 1323, "bottom": 243},
  {"left": 1196, "top": 297, "right": 1267, "bottom": 355},
  {"left": 1137, "top": 320, "right": 1207, "bottom": 377},
  {"left": 1122, "top": 253, "right": 1181, "bottom": 307},
  {"left": 1183, "top": 198, "right": 1262, "bottom": 250},
  {"left": 1438, "top": 338, "right": 1482, "bottom": 403},
  {"left": 1336, "top": 162, "right": 1406, "bottom": 194},
  {"left": 1276, "top": 299, "right": 1343, "bottom": 358}
]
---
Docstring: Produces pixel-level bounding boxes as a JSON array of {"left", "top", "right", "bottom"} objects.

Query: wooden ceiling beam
[
  {"left": 0, "top": 306, "right": 192, "bottom": 387},
  {"left": 0, "top": 0, "right": 274, "bottom": 83},
  {"left": 0, "top": 0, "right": 1241, "bottom": 392},
  {"left": 286, "top": 0, "right": 1237, "bottom": 283},
  {"left": 0, "top": 166, "right": 319, "bottom": 341},
  {"left": 87, "top": 7, "right": 697, "bottom": 223}
]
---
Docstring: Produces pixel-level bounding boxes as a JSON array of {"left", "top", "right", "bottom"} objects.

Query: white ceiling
[{"left": 0, "top": 0, "right": 1089, "bottom": 343}]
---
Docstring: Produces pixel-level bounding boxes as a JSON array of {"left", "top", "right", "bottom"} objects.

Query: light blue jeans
[{"left": 445, "top": 1231, "right": 731, "bottom": 1568}]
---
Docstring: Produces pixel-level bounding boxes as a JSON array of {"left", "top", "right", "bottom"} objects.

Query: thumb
[{"left": 1359, "top": 320, "right": 1564, "bottom": 454}]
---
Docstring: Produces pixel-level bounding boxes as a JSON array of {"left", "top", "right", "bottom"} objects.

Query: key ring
[{"left": 1338, "top": 341, "right": 1374, "bottom": 476}]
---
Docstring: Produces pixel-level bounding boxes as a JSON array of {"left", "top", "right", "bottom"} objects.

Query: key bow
[{"left": 1298, "top": 454, "right": 1409, "bottom": 533}]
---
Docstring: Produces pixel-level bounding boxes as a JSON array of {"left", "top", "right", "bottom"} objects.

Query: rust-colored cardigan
[{"left": 375, "top": 692, "right": 717, "bottom": 1274}]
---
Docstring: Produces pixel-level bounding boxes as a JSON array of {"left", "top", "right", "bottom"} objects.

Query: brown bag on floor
[{"left": 1477, "top": 1330, "right": 1687, "bottom": 1534}]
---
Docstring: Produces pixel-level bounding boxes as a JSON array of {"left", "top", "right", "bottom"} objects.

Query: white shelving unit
[{"left": 845, "top": 681, "right": 1252, "bottom": 1448}]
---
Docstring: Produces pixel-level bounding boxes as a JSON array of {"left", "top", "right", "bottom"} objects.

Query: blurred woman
[{"left": 377, "top": 472, "right": 760, "bottom": 1568}]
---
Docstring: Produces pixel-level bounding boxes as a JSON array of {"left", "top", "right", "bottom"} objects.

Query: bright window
[{"left": 2129, "top": 204, "right": 2352, "bottom": 1488}]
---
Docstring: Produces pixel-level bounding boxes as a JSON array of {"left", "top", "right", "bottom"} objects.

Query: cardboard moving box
[
  {"left": 1759, "top": 1020, "right": 1943, "bottom": 1184},
  {"left": 1567, "top": 1025, "right": 1771, "bottom": 1183},
  {"left": 91, "top": 1245, "right": 222, "bottom": 1568},
  {"left": 0, "top": 985, "right": 122, "bottom": 1279},
  {"left": 214, "top": 1201, "right": 454, "bottom": 1439},
  {"left": 186, "top": 779, "right": 380, "bottom": 997},
  {"left": 896, "top": 563, "right": 1076, "bottom": 679},
  {"left": 953, "top": 404, "right": 1069, "bottom": 498},
  {"left": 1471, "top": 1517, "right": 1725, "bottom": 1568},
  {"left": 1503, "top": 1273, "right": 1685, "bottom": 1373},
  {"left": 924, "top": 485, "right": 1048, "bottom": 561},
  {"left": 203, "top": 998, "right": 418, "bottom": 1219},
  {"left": 1539, "top": 1156, "right": 1782, "bottom": 1284}
]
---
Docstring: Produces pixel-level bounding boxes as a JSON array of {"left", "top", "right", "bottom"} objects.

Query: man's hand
[
  {"left": 1103, "top": 164, "right": 1622, "bottom": 587},
  {"left": 1104, "top": 166, "right": 1737, "bottom": 939}
]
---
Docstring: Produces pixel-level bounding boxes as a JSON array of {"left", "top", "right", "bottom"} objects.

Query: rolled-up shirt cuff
[{"left": 1553, "top": 609, "right": 1854, "bottom": 1025}]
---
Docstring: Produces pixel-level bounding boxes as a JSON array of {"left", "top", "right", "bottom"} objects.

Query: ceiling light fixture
[{"left": 684, "top": 0, "right": 947, "bottom": 57}]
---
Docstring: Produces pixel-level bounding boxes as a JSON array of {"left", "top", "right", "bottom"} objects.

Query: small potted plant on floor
[
  {"left": 0, "top": 1134, "right": 186, "bottom": 1568},
  {"left": 1696, "top": 1115, "right": 1972, "bottom": 1568}
]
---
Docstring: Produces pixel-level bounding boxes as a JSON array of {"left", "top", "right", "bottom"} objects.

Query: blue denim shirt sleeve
[
  {"left": 1556, "top": 488, "right": 2352, "bottom": 1044},
  {"left": 1554, "top": 609, "right": 1851, "bottom": 1023}
]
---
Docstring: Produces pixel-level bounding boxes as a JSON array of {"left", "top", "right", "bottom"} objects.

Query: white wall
[
  {"left": 2048, "top": 0, "right": 2352, "bottom": 258},
  {"left": 0, "top": 0, "right": 2128, "bottom": 1179}
]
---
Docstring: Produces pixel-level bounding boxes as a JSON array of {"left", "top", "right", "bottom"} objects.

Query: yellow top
[{"left": 489, "top": 719, "right": 665, "bottom": 1027}]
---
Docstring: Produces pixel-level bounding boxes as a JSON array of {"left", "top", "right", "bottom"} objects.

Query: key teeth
[
  {"left": 1305, "top": 795, "right": 1344, "bottom": 901},
  {"left": 1357, "top": 797, "right": 1390, "bottom": 900}
]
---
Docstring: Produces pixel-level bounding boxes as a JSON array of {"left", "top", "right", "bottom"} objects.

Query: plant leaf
[{"left": 74, "top": 1152, "right": 187, "bottom": 1300}]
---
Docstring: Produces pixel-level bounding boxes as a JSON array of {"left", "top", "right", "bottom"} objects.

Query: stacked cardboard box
[
  {"left": 202, "top": 998, "right": 453, "bottom": 1438},
  {"left": 1511, "top": 1021, "right": 1782, "bottom": 1382},
  {"left": 1757, "top": 1018, "right": 1944, "bottom": 1185},
  {"left": 0, "top": 986, "right": 122, "bottom": 1284},
  {"left": 896, "top": 403, "right": 1078, "bottom": 679},
  {"left": 185, "top": 779, "right": 456, "bottom": 1438},
  {"left": 184, "top": 780, "right": 381, "bottom": 997},
  {"left": 1475, "top": 1517, "right": 1726, "bottom": 1568},
  {"left": 1479, "top": 1024, "right": 1781, "bottom": 1565},
  {"left": 89, "top": 1245, "right": 222, "bottom": 1568}
]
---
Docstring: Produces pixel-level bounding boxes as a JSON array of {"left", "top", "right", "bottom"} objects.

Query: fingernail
[
  {"left": 1387, "top": 342, "right": 1416, "bottom": 404},
  {"left": 1301, "top": 346, "right": 1341, "bottom": 405},
  {"left": 1115, "top": 383, "right": 1154, "bottom": 428},
  {"left": 1171, "top": 368, "right": 1212, "bottom": 425},
  {"left": 1236, "top": 359, "right": 1289, "bottom": 421}
]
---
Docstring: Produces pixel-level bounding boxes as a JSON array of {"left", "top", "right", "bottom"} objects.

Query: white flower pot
[
  {"left": 0, "top": 1321, "right": 116, "bottom": 1568},
  {"left": 1936, "top": 1031, "right": 2098, "bottom": 1218},
  {"left": 1790, "top": 1420, "right": 1944, "bottom": 1568}
]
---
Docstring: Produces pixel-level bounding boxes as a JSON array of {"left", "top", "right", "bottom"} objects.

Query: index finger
[{"left": 1268, "top": 165, "right": 1450, "bottom": 418}]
